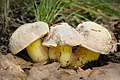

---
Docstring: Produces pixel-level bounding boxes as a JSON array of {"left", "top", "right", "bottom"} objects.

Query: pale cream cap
[
  {"left": 9, "top": 21, "right": 49, "bottom": 54},
  {"left": 76, "top": 21, "right": 113, "bottom": 54},
  {"left": 43, "top": 23, "right": 81, "bottom": 47}
]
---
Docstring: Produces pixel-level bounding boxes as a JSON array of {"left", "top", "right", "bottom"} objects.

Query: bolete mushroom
[
  {"left": 70, "top": 21, "right": 114, "bottom": 67},
  {"left": 9, "top": 21, "right": 49, "bottom": 63},
  {"left": 42, "top": 23, "right": 81, "bottom": 67}
]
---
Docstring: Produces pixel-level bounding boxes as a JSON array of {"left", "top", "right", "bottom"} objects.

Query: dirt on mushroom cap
[{"left": 42, "top": 23, "right": 81, "bottom": 47}]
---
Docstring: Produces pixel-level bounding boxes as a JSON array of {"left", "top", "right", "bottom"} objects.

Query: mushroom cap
[
  {"left": 76, "top": 21, "right": 113, "bottom": 54},
  {"left": 9, "top": 21, "right": 49, "bottom": 54},
  {"left": 43, "top": 23, "right": 81, "bottom": 47}
]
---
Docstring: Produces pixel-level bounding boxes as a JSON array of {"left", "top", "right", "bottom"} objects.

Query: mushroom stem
[
  {"left": 49, "top": 47, "right": 61, "bottom": 61},
  {"left": 26, "top": 38, "right": 48, "bottom": 62},
  {"left": 59, "top": 46, "right": 72, "bottom": 67},
  {"left": 71, "top": 46, "right": 100, "bottom": 67},
  {"left": 49, "top": 46, "right": 72, "bottom": 67}
]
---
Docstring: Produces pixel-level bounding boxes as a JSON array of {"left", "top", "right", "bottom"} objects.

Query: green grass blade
[{"left": 33, "top": 0, "right": 68, "bottom": 24}]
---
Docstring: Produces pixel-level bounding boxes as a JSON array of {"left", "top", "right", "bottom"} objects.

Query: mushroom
[
  {"left": 43, "top": 23, "right": 81, "bottom": 67},
  {"left": 9, "top": 21, "right": 49, "bottom": 63},
  {"left": 70, "top": 21, "right": 114, "bottom": 67}
]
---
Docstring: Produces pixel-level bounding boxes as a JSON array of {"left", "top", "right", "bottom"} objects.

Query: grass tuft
[{"left": 33, "top": 0, "right": 69, "bottom": 24}]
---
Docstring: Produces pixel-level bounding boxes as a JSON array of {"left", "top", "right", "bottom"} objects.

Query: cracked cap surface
[{"left": 43, "top": 23, "right": 81, "bottom": 47}]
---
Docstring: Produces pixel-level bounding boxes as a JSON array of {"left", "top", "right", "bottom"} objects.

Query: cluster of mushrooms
[{"left": 9, "top": 21, "right": 114, "bottom": 67}]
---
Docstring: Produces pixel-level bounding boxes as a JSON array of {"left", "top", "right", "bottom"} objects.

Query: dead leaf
[
  {"left": 87, "top": 63, "right": 120, "bottom": 80},
  {"left": 0, "top": 69, "right": 21, "bottom": 80},
  {"left": 0, "top": 53, "right": 27, "bottom": 79},
  {"left": 27, "top": 62, "right": 92, "bottom": 80}
]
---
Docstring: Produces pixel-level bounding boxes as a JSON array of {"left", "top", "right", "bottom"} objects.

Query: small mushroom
[
  {"left": 9, "top": 21, "right": 49, "bottom": 63},
  {"left": 70, "top": 21, "right": 114, "bottom": 67},
  {"left": 43, "top": 23, "right": 81, "bottom": 67}
]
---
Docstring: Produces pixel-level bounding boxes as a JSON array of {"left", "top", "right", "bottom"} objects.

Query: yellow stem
[
  {"left": 59, "top": 46, "right": 72, "bottom": 67},
  {"left": 49, "top": 46, "right": 72, "bottom": 67},
  {"left": 26, "top": 38, "right": 48, "bottom": 62},
  {"left": 71, "top": 46, "right": 100, "bottom": 67}
]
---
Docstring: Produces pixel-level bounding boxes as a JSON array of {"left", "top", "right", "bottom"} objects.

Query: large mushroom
[
  {"left": 9, "top": 21, "right": 49, "bottom": 63},
  {"left": 43, "top": 23, "right": 81, "bottom": 67},
  {"left": 70, "top": 21, "right": 114, "bottom": 67}
]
